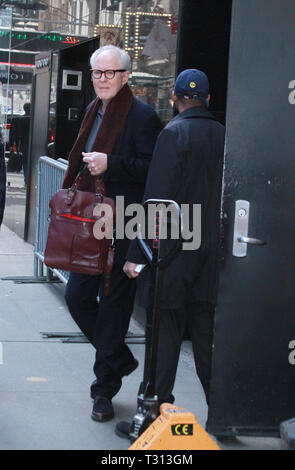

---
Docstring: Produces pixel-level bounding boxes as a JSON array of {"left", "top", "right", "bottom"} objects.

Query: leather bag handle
[{"left": 74, "top": 163, "right": 106, "bottom": 193}]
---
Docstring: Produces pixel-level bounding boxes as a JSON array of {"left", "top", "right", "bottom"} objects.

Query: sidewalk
[{"left": 0, "top": 224, "right": 283, "bottom": 451}]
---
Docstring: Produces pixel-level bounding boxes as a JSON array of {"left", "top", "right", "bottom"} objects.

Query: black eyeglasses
[{"left": 90, "top": 69, "right": 126, "bottom": 79}]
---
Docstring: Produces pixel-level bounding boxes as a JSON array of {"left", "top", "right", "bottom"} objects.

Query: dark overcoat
[
  {"left": 127, "top": 106, "right": 225, "bottom": 309},
  {"left": 67, "top": 96, "right": 163, "bottom": 264}
]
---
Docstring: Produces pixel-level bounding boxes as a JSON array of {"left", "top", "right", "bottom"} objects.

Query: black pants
[
  {"left": 150, "top": 301, "right": 215, "bottom": 405},
  {"left": 65, "top": 263, "right": 137, "bottom": 399}
]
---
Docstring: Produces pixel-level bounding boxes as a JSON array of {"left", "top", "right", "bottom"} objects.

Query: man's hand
[
  {"left": 123, "top": 261, "right": 140, "bottom": 279},
  {"left": 82, "top": 152, "right": 107, "bottom": 175}
]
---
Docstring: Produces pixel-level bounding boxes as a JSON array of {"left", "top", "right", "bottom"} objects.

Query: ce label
[
  {"left": 176, "top": 424, "right": 188, "bottom": 435},
  {"left": 171, "top": 424, "right": 193, "bottom": 436},
  {"left": 288, "top": 80, "right": 295, "bottom": 104}
]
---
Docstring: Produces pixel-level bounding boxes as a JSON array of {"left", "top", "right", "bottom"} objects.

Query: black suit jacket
[{"left": 127, "top": 106, "right": 225, "bottom": 309}]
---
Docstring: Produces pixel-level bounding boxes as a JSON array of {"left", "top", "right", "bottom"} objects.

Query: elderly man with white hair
[{"left": 63, "top": 45, "right": 162, "bottom": 422}]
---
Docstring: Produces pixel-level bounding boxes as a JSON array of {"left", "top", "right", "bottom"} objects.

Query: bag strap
[{"left": 72, "top": 163, "right": 106, "bottom": 195}]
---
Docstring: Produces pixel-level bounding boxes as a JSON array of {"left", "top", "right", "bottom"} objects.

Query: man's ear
[
  {"left": 207, "top": 93, "right": 211, "bottom": 103},
  {"left": 172, "top": 91, "right": 178, "bottom": 103},
  {"left": 172, "top": 91, "right": 180, "bottom": 115},
  {"left": 122, "top": 70, "right": 130, "bottom": 85}
]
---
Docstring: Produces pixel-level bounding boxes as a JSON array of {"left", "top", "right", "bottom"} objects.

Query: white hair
[{"left": 90, "top": 45, "right": 131, "bottom": 71}]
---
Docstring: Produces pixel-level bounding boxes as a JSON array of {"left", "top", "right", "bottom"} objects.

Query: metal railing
[{"left": 34, "top": 156, "right": 69, "bottom": 283}]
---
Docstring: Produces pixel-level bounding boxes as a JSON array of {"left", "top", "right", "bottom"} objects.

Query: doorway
[{"left": 178, "top": 0, "right": 295, "bottom": 437}]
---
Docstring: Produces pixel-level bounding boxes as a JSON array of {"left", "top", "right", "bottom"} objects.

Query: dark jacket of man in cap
[{"left": 124, "top": 70, "right": 225, "bottom": 406}]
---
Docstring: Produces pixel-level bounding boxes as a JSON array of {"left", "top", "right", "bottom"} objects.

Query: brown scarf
[{"left": 62, "top": 83, "right": 134, "bottom": 192}]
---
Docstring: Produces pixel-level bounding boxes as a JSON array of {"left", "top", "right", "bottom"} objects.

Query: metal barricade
[{"left": 34, "top": 156, "right": 69, "bottom": 283}]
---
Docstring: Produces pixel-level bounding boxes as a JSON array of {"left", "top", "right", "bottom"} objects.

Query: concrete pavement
[{"left": 0, "top": 224, "right": 283, "bottom": 450}]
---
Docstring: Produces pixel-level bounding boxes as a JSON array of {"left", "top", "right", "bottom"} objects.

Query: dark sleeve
[
  {"left": 105, "top": 109, "right": 163, "bottom": 183},
  {"left": 126, "top": 238, "right": 147, "bottom": 264},
  {"left": 126, "top": 127, "right": 183, "bottom": 263}
]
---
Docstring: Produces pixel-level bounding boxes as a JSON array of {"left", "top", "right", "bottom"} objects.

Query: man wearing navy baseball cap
[
  {"left": 116, "top": 68, "right": 225, "bottom": 441},
  {"left": 173, "top": 68, "right": 210, "bottom": 108}
]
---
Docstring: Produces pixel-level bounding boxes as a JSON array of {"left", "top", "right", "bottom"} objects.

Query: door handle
[
  {"left": 232, "top": 200, "right": 266, "bottom": 257},
  {"left": 237, "top": 236, "right": 266, "bottom": 245}
]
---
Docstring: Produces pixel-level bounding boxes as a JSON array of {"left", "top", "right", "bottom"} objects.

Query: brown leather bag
[{"left": 44, "top": 168, "right": 116, "bottom": 295}]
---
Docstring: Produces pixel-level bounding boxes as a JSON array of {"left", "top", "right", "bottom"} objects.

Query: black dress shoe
[
  {"left": 91, "top": 396, "right": 114, "bottom": 422},
  {"left": 115, "top": 421, "right": 132, "bottom": 440}
]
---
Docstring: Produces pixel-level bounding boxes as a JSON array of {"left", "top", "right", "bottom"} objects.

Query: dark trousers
[
  {"left": 151, "top": 301, "right": 215, "bottom": 405},
  {"left": 65, "top": 263, "right": 137, "bottom": 399}
]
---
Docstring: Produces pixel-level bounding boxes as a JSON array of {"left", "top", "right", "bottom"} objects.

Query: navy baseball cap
[{"left": 174, "top": 69, "right": 210, "bottom": 108}]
